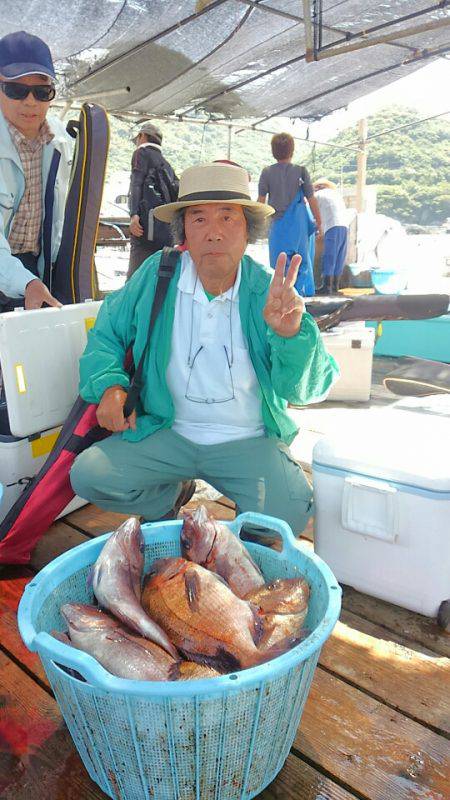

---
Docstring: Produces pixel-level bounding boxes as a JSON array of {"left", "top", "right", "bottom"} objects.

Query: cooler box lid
[
  {"left": 313, "top": 410, "right": 450, "bottom": 493},
  {"left": 0, "top": 301, "right": 102, "bottom": 438}
]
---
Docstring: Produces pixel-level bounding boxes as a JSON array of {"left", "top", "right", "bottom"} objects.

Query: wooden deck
[{"left": 1, "top": 356, "right": 449, "bottom": 799}]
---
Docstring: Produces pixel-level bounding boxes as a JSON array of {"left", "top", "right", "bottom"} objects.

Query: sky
[{"left": 285, "top": 58, "right": 450, "bottom": 142}]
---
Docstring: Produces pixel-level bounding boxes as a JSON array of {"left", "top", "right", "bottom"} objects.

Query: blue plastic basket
[
  {"left": 18, "top": 512, "right": 341, "bottom": 800},
  {"left": 371, "top": 269, "right": 407, "bottom": 295}
]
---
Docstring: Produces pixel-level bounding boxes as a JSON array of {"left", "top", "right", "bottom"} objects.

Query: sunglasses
[{"left": 1, "top": 82, "right": 56, "bottom": 102}]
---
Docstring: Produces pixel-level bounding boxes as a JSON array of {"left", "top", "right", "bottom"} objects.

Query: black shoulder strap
[
  {"left": 123, "top": 247, "right": 178, "bottom": 418},
  {"left": 43, "top": 148, "right": 61, "bottom": 289}
]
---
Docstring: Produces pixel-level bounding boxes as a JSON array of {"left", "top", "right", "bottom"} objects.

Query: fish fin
[
  {"left": 179, "top": 648, "right": 241, "bottom": 674},
  {"left": 184, "top": 570, "right": 201, "bottom": 611},
  {"left": 168, "top": 662, "right": 181, "bottom": 681},
  {"left": 249, "top": 603, "right": 264, "bottom": 646}
]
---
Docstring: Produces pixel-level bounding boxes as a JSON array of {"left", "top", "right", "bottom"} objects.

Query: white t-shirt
[
  {"left": 165, "top": 252, "right": 265, "bottom": 445},
  {"left": 315, "top": 188, "right": 349, "bottom": 233}
]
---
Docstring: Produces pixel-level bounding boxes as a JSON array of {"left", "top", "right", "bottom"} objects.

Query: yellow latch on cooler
[
  {"left": 84, "top": 317, "right": 96, "bottom": 333},
  {"left": 15, "top": 363, "right": 27, "bottom": 394},
  {"left": 30, "top": 430, "right": 60, "bottom": 459}
]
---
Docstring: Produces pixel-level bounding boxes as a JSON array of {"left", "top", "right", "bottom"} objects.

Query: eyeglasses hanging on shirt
[{"left": 185, "top": 277, "right": 235, "bottom": 404}]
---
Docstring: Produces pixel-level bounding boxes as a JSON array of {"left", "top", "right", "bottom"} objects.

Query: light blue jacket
[{"left": 0, "top": 110, "right": 73, "bottom": 298}]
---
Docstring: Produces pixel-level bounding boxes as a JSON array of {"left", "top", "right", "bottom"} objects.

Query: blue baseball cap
[{"left": 0, "top": 31, "right": 56, "bottom": 81}]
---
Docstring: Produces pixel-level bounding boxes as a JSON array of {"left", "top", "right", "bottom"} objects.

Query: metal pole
[
  {"left": 302, "top": 0, "right": 314, "bottom": 62},
  {"left": 57, "top": 101, "right": 72, "bottom": 120},
  {"left": 313, "top": 16, "right": 450, "bottom": 61},
  {"left": 227, "top": 125, "right": 232, "bottom": 159},
  {"left": 356, "top": 119, "right": 367, "bottom": 213}
]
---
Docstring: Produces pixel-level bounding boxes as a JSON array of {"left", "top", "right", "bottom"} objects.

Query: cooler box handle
[{"left": 341, "top": 475, "right": 399, "bottom": 543}]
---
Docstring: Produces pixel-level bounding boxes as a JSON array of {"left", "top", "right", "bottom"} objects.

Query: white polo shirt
[{"left": 165, "top": 252, "right": 265, "bottom": 445}]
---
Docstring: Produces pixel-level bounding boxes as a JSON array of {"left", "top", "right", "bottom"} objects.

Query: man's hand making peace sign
[{"left": 263, "top": 252, "right": 304, "bottom": 338}]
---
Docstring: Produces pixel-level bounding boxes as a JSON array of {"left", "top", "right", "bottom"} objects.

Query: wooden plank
[
  {"left": 29, "top": 522, "right": 90, "bottom": 572},
  {"left": 297, "top": 667, "right": 450, "bottom": 800},
  {"left": 63, "top": 504, "right": 130, "bottom": 536},
  {"left": 183, "top": 497, "right": 236, "bottom": 520},
  {"left": 260, "top": 753, "right": 359, "bottom": 799},
  {"left": 342, "top": 586, "right": 450, "bottom": 659},
  {"left": 0, "top": 567, "right": 49, "bottom": 688},
  {"left": 0, "top": 652, "right": 107, "bottom": 799},
  {"left": 320, "top": 612, "right": 450, "bottom": 735}
]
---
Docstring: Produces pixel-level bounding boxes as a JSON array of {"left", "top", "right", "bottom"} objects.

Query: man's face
[
  {"left": 0, "top": 74, "right": 52, "bottom": 139},
  {"left": 184, "top": 203, "right": 248, "bottom": 282}
]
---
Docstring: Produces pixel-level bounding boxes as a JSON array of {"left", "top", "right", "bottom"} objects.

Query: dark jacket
[{"left": 129, "top": 143, "right": 178, "bottom": 219}]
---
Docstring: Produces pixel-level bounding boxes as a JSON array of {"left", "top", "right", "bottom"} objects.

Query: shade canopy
[{"left": 1, "top": 1, "right": 448, "bottom": 122}]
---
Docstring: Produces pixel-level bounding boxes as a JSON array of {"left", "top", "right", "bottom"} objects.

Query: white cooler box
[
  {"left": 0, "top": 301, "right": 102, "bottom": 524},
  {"left": 312, "top": 415, "right": 450, "bottom": 617},
  {"left": 0, "top": 427, "right": 84, "bottom": 523},
  {"left": 321, "top": 323, "right": 375, "bottom": 402}
]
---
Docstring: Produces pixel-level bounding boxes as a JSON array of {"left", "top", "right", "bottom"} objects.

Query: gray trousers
[{"left": 70, "top": 429, "right": 313, "bottom": 534}]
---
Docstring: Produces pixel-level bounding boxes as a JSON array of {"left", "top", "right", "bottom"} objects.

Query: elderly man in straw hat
[{"left": 71, "top": 162, "right": 338, "bottom": 533}]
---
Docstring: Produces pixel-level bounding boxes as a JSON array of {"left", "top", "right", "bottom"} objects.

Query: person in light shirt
[
  {"left": 0, "top": 31, "right": 72, "bottom": 310},
  {"left": 71, "top": 162, "right": 338, "bottom": 534},
  {"left": 313, "top": 178, "right": 349, "bottom": 295}
]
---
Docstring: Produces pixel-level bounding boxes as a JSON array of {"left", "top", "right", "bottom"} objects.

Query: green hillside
[{"left": 105, "top": 107, "right": 450, "bottom": 226}]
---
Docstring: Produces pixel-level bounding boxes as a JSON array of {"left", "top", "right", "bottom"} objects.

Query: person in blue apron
[{"left": 258, "top": 132, "right": 322, "bottom": 297}]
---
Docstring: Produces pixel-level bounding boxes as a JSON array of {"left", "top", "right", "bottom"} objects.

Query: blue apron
[{"left": 268, "top": 188, "right": 316, "bottom": 296}]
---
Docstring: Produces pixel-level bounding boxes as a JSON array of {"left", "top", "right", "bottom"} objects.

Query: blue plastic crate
[
  {"left": 18, "top": 512, "right": 341, "bottom": 800},
  {"left": 371, "top": 270, "right": 407, "bottom": 295}
]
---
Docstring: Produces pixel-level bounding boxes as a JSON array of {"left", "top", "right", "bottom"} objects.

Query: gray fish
[
  {"left": 181, "top": 505, "right": 265, "bottom": 598},
  {"left": 60, "top": 603, "right": 179, "bottom": 681},
  {"left": 91, "top": 516, "right": 178, "bottom": 658}
]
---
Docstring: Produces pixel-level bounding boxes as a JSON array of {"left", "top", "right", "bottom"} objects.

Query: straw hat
[
  {"left": 313, "top": 177, "right": 337, "bottom": 190},
  {"left": 153, "top": 162, "right": 274, "bottom": 223}
]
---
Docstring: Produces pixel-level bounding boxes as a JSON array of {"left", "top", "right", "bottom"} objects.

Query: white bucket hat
[{"left": 153, "top": 162, "right": 274, "bottom": 223}]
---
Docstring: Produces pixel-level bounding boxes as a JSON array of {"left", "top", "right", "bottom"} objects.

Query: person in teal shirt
[{"left": 71, "top": 162, "right": 339, "bottom": 534}]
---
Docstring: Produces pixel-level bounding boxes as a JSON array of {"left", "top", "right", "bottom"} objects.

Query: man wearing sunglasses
[{"left": 0, "top": 31, "right": 72, "bottom": 310}]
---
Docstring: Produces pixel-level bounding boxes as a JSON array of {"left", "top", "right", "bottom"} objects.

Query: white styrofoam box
[
  {"left": 322, "top": 323, "right": 375, "bottom": 402},
  {"left": 0, "top": 427, "right": 86, "bottom": 524},
  {"left": 0, "top": 300, "right": 102, "bottom": 438},
  {"left": 312, "top": 420, "right": 450, "bottom": 617}
]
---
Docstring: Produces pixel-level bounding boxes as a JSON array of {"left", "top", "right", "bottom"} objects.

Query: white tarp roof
[{"left": 2, "top": 1, "right": 449, "bottom": 121}]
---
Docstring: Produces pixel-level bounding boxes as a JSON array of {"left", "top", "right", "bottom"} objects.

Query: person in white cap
[
  {"left": 0, "top": 31, "right": 72, "bottom": 310},
  {"left": 127, "top": 121, "right": 179, "bottom": 278},
  {"left": 313, "top": 178, "right": 349, "bottom": 295},
  {"left": 71, "top": 162, "right": 338, "bottom": 533}
]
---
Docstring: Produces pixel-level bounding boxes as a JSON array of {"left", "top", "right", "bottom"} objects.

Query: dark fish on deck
[
  {"left": 91, "top": 516, "right": 178, "bottom": 658},
  {"left": 244, "top": 577, "right": 310, "bottom": 616},
  {"left": 60, "top": 603, "right": 179, "bottom": 681},
  {"left": 142, "top": 558, "right": 297, "bottom": 672},
  {"left": 181, "top": 505, "right": 265, "bottom": 598},
  {"left": 178, "top": 662, "right": 221, "bottom": 680}
]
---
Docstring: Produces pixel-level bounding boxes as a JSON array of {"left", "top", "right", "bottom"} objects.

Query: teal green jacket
[{"left": 79, "top": 251, "right": 339, "bottom": 445}]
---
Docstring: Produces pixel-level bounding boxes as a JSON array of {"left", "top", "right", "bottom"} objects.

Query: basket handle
[
  {"left": 35, "top": 631, "right": 126, "bottom": 691},
  {"left": 233, "top": 511, "right": 301, "bottom": 555}
]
